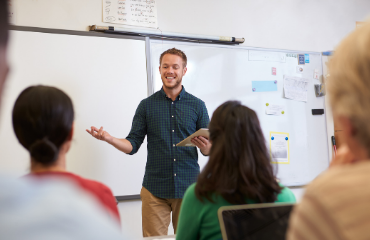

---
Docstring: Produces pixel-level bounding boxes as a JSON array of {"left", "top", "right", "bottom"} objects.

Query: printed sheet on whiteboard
[
  {"left": 270, "top": 132, "right": 290, "bottom": 164},
  {"left": 283, "top": 75, "right": 309, "bottom": 102},
  {"left": 103, "top": 0, "right": 158, "bottom": 28}
]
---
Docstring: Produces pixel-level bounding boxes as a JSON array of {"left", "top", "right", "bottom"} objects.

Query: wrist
[{"left": 106, "top": 136, "right": 114, "bottom": 145}]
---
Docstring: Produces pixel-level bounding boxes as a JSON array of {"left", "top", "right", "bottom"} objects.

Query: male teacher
[{"left": 87, "top": 48, "right": 211, "bottom": 237}]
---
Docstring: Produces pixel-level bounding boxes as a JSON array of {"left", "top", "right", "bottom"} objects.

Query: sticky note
[
  {"left": 298, "top": 54, "right": 305, "bottom": 65},
  {"left": 314, "top": 69, "right": 319, "bottom": 80},
  {"left": 272, "top": 67, "right": 276, "bottom": 75},
  {"left": 252, "top": 81, "right": 277, "bottom": 92},
  {"left": 305, "top": 54, "right": 310, "bottom": 63}
]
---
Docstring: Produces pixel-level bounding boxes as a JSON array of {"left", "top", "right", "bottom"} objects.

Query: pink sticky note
[
  {"left": 272, "top": 67, "right": 276, "bottom": 75},
  {"left": 314, "top": 69, "right": 319, "bottom": 80}
]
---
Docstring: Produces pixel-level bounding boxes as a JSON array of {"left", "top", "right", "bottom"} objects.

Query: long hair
[
  {"left": 195, "top": 101, "right": 281, "bottom": 204},
  {"left": 12, "top": 85, "right": 74, "bottom": 166}
]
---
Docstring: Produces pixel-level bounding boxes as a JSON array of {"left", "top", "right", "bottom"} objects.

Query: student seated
[
  {"left": 287, "top": 21, "right": 370, "bottom": 240},
  {"left": 176, "top": 101, "right": 296, "bottom": 240},
  {"left": 12, "top": 85, "right": 120, "bottom": 223}
]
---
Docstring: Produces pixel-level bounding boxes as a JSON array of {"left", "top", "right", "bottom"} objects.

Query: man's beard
[{"left": 162, "top": 76, "right": 182, "bottom": 90}]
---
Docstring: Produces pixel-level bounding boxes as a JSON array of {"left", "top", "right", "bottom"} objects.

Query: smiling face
[{"left": 159, "top": 54, "right": 187, "bottom": 91}]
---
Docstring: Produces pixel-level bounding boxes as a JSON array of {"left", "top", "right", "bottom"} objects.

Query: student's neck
[
  {"left": 30, "top": 154, "right": 67, "bottom": 173},
  {"left": 163, "top": 85, "right": 182, "bottom": 101}
]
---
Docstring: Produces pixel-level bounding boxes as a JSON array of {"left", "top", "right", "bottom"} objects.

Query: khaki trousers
[{"left": 140, "top": 186, "right": 182, "bottom": 237}]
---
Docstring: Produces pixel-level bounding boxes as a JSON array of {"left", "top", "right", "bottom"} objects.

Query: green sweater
[{"left": 176, "top": 183, "right": 296, "bottom": 240}]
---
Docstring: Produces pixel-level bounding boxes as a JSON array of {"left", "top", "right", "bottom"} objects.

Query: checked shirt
[{"left": 126, "top": 86, "right": 209, "bottom": 199}]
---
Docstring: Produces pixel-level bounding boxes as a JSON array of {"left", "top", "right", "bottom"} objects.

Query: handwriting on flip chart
[{"left": 103, "top": 0, "right": 157, "bottom": 28}]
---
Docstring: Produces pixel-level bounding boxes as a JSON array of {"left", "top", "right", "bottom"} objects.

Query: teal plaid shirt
[{"left": 126, "top": 86, "right": 209, "bottom": 199}]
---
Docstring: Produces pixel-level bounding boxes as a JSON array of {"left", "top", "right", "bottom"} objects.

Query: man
[
  {"left": 287, "top": 21, "right": 370, "bottom": 240},
  {"left": 87, "top": 48, "right": 211, "bottom": 237},
  {"left": 0, "top": 2, "right": 124, "bottom": 239}
]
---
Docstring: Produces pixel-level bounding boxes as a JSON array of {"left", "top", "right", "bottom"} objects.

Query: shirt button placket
[{"left": 171, "top": 100, "right": 177, "bottom": 186}]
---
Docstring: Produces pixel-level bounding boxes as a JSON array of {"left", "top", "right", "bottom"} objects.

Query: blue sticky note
[
  {"left": 252, "top": 81, "right": 277, "bottom": 92},
  {"left": 305, "top": 54, "right": 309, "bottom": 63},
  {"left": 298, "top": 54, "right": 305, "bottom": 64}
]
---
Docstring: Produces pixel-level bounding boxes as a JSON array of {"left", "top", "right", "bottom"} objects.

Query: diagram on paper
[
  {"left": 103, "top": 0, "right": 157, "bottom": 28},
  {"left": 270, "top": 132, "right": 290, "bottom": 164}
]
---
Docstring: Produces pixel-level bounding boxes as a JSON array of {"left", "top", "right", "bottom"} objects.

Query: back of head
[
  {"left": 328, "top": 21, "right": 370, "bottom": 150},
  {"left": 12, "top": 85, "right": 74, "bottom": 166},
  {"left": 0, "top": 0, "right": 9, "bottom": 107},
  {"left": 195, "top": 101, "right": 281, "bottom": 204},
  {"left": 0, "top": 0, "right": 9, "bottom": 47}
]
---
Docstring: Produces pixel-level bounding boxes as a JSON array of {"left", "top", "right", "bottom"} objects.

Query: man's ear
[
  {"left": 339, "top": 116, "right": 356, "bottom": 138},
  {"left": 183, "top": 67, "right": 187, "bottom": 76},
  {"left": 67, "top": 122, "right": 74, "bottom": 141}
]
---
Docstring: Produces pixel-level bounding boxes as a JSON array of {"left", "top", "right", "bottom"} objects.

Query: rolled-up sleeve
[{"left": 126, "top": 100, "right": 147, "bottom": 155}]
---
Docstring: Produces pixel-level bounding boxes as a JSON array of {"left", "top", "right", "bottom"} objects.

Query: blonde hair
[{"left": 328, "top": 21, "right": 370, "bottom": 148}]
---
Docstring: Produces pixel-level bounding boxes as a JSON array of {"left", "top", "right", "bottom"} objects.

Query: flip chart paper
[
  {"left": 103, "top": 0, "right": 158, "bottom": 28},
  {"left": 252, "top": 81, "right": 278, "bottom": 92},
  {"left": 283, "top": 76, "right": 309, "bottom": 102},
  {"left": 270, "top": 132, "right": 290, "bottom": 164}
]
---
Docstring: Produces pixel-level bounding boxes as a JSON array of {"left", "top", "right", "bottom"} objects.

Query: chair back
[{"left": 218, "top": 203, "right": 294, "bottom": 240}]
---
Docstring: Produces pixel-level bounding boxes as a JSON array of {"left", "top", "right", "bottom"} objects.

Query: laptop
[{"left": 218, "top": 203, "right": 295, "bottom": 240}]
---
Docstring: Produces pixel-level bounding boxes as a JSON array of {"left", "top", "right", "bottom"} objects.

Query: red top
[{"left": 29, "top": 171, "right": 120, "bottom": 222}]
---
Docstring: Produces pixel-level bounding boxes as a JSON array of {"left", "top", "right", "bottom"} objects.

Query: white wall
[
  {"left": 8, "top": 0, "right": 370, "bottom": 238},
  {"left": 12, "top": 0, "right": 370, "bottom": 52}
]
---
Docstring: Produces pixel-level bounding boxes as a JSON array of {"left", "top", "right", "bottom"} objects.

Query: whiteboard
[
  {"left": 0, "top": 30, "right": 148, "bottom": 197},
  {"left": 150, "top": 40, "right": 330, "bottom": 186}
]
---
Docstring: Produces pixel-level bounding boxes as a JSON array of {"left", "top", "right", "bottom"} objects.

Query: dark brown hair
[
  {"left": 195, "top": 101, "right": 282, "bottom": 204},
  {"left": 159, "top": 48, "right": 187, "bottom": 67},
  {"left": 0, "top": 0, "right": 9, "bottom": 46},
  {"left": 12, "top": 85, "right": 74, "bottom": 166}
]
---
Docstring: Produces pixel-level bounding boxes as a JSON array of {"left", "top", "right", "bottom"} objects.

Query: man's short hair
[
  {"left": 0, "top": 0, "right": 9, "bottom": 47},
  {"left": 159, "top": 48, "right": 187, "bottom": 67}
]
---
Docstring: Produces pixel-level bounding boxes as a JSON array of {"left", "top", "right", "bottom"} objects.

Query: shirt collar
[{"left": 160, "top": 86, "right": 187, "bottom": 100}]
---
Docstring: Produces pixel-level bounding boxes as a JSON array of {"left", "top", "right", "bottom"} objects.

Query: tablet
[{"left": 176, "top": 128, "right": 210, "bottom": 147}]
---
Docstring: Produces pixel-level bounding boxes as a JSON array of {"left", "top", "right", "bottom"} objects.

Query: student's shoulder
[
  {"left": 276, "top": 183, "right": 296, "bottom": 203},
  {"left": 306, "top": 162, "right": 370, "bottom": 199},
  {"left": 68, "top": 173, "right": 114, "bottom": 195},
  {"left": 184, "top": 182, "right": 197, "bottom": 199}
]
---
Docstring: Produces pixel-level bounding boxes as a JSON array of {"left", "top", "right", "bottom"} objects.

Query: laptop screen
[{"left": 219, "top": 203, "right": 294, "bottom": 240}]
